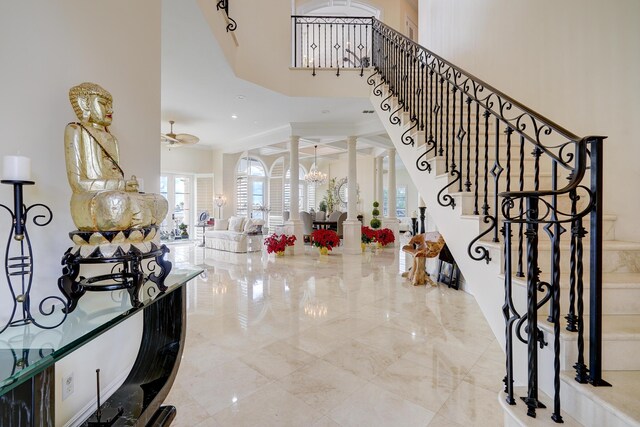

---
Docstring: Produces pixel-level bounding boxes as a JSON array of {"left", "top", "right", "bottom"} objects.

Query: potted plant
[
  {"left": 376, "top": 228, "right": 395, "bottom": 247},
  {"left": 178, "top": 223, "right": 189, "bottom": 239},
  {"left": 370, "top": 201, "right": 381, "bottom": 229},
  {"left": 264, "top": 233, "right": 296, "bottom": 256},
  {"left": 311, "top": 229, "right": 340, "bottom": 255},
  {"left": 361, "top": 226, "right": 377, "bottom": 252},
  {"left": 319, "top": 200, "right": 327, "bottom": 214},
  {"left": 322, "top": 178, "right": 336, "bottom": 214}
]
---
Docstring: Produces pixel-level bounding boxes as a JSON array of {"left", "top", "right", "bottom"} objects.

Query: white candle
[
  {"left": 2, "top": 155, "right": 31, "bottom": 181},
  {"left": 419, "top": 197, "right": 426, "bottom": 208}
]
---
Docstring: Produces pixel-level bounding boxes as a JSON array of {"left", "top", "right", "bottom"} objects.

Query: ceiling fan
[{"left": 161, "top": 120, "right": 199, "bottom": 148}]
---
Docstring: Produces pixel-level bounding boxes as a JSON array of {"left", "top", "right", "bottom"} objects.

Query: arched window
[
  {"left": 236, "top": 156, "right": 267, "bottom": 219},
  {"left": 297, "top": 0, "right": 381, "bottom": 18}
]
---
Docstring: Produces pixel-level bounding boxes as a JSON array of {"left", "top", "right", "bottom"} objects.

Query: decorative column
[
  {"left": 286, "top": 135, "right": 304, "bottom": 254},
  {"left": 382, "top": 148, "right": 399, "bottom": 244},
  {"left": 343, "top": 136, "right": 361, "bottom": 254},
  {"left": 375, "top": 156, "right": 384, "bottom": 207}
]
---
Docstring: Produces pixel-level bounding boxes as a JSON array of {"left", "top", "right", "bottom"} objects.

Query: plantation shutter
[
  {"left": 307, "top": 184, "right": 316, "bottom": 211},
  {"left": 269, "top": 158, "right": 284, "bottom": 226},
  {"left": 236, "top": 176, "right": 248, "bottom": 217},
  {"left": 195, "top": 175, "right": 214, "bottom": 218}
]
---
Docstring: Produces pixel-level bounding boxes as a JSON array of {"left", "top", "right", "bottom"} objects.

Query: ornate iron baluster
[
  {"left": 464, "top": 98, "right": 472, "bottom": 192},
  {"left": 566, "top": 189, "right": 578, "bottom": 332},
  {"left": 433, "top": 76, "right": 444, "bottom": 160},
  {"left": 419, "top": 59, "right": 425, "bottom": 131},
  {"left": 542, "top": 161, "right": 566, "bottom": 423},
  {"left": 573, "top": 195, "right": 588, "bottom": 384},
  {"left": 505, "top": 127, "right": 513, "bottom": 193},
  {"left": 502, "top": 220, "right": 517, "bottom": 405},
  {"left": 429, "top": 67, "right": 435, "bottom": 152},
  {"left": 490, "top": 120, "right": 503, "bottom": 243},
  {"left": 474, "top": 110, "right": 487, "bottom": 215},
  {"left": 533, "top": 147, "right": 542, "bottom": 191},
  {"left": 482, "top": 112, "right": 490, "bottom": 216},
  {"left": 517, "top": 135, "right": 526, "bottom": 277},
  {"left": 444, "top": 77, "right": 450, "bottom": 173},
  {"left": 446, "top": 84, "right": 455, "bottom": 173},
  {"left": 460, "top": 96, "right": 468, "bottom": 193},
  {"left": 523, "top": 196, "right": 544, "bottom": 418}
]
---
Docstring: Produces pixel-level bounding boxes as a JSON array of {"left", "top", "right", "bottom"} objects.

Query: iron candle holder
[{"left": 0, "top": 180, "right": 67, "bottom": 333}]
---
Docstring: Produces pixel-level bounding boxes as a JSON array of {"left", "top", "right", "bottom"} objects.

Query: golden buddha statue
[{"left": 65, "top": 82, "right": 168, "bottom": 231}]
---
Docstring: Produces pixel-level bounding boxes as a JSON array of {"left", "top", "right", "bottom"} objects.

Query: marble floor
[{"left": 164, "top": 242, "right": 505, "bottom": 426}]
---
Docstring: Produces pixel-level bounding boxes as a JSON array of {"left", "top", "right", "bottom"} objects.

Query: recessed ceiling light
[
  {"left": 321, "top": 109, "right": 330, "bottom": 114},
  {"left": 231, "top": 114, "right": 238, "bottom": 119},
  {"left": 236, "top": 95, "right": 246, "bottom": 100}
]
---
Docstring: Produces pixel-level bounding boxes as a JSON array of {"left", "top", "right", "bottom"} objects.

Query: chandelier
[{"left": 304, "top": 145, "right": 327, "bottom": 185}]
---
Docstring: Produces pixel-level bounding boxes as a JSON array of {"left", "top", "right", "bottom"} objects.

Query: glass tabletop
[{"left": 0, "top": 267, "right": 202, "bottom": 395}]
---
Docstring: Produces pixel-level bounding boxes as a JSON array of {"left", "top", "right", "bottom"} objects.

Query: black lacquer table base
[
  {"left": 79, "top": 284, "right": 186, "bottom": 426},
  {"left": 58, "top": 244, "right": 172, "bottom": 313},
  {"left": 0, "top": 281, "right": 188, "bottom": 427}
]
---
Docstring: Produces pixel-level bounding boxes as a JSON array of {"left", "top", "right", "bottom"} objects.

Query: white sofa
[{"left": 204, "top": 216, "right": 264, "bottom": 253}]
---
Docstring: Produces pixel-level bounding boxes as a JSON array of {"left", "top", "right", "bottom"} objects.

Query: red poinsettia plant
[
  {"left": 361, "top": 226, "right": 377, "bottom": 244},
  {"left": 264, "top": 233, "right": 296, "bottom": 254},
  {"left": 376, "top": 228, "right": 395, "bottom": 247},
  {"left": 311, "top": 229, "right": 341, "bottom": 251}
]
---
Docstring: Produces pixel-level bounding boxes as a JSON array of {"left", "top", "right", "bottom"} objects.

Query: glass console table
[{"left": 0, "top": 267, "right": 202, "bottom": 426}]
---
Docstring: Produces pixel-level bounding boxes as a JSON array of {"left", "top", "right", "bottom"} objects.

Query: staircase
[{"left": 360, "top": 18, "right": 640, "bottom": 427}]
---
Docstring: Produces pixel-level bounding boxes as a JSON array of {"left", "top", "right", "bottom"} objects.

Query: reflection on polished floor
[{"left": 165, "top": 242, "right": 504, "bottom": 426}]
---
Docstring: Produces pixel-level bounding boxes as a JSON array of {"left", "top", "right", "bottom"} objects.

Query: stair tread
[
  {"left": 561, "top": 370, "right": 640, "bottom": 426},
  {"left": 499, "top": 388, "right": 583, "bottom": 426},
  {"left": 539, "top": 314, "right": 640, "bottom": 340},
  {"left": 478, "top": 238, "right": 640, "bottom": 251},
  {"left": 498, "top": 271, "right": 640, "bottom": 289},
  {"left": 460, "top": 213, "right": 617, "bottom": 221}
]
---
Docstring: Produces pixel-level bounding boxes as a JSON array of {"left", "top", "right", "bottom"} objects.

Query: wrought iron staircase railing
[{"left": 293, "top": 16, "right": 609, "bottom": 423}]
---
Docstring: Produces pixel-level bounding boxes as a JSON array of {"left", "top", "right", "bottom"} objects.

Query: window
[
  {"left": 236, "top": 156, "right": 266, "bottom": 218},
  {"left": 160, "top": 173, "right": 194, "bottom": 236},
  {"left": 383, "top": 185, "right": 408, "bottom": 217}
]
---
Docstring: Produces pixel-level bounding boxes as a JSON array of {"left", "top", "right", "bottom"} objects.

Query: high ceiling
[{"left": 160, "top": 0, "right": 388, "bottom": 155}]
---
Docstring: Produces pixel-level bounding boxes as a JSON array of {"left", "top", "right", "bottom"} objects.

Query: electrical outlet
[{"left": 62, "top": 373, "right": 74, "bottom": 400}]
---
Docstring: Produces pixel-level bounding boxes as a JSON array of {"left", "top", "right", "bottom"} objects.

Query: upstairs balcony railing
[
  {"left": 293, "top": 15, "right": 608, "bottom": 423},
  {"left": 291, "top": 16, "right": 373, "bottom": 76}
]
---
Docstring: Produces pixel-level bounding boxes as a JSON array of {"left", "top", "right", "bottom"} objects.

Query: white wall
[
  {"left": 161, "top": 146, "right": 215, "bottom": 174},
  {"left": 198, "top": 0, "right": 417, "bottom": 97},
  {"left": 419, "top": 0, "right": 640, "bottom": 242},
  {"left": 0, "top": 1, "right": 161, "bottom": 425}
]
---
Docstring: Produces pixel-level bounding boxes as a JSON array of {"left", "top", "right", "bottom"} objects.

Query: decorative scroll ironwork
[
  {"left": 216, "top": 0, "right": 237, "bottom": 32},
  {"left": 359, "top": 14, "right": 609, "bottom": 423}
]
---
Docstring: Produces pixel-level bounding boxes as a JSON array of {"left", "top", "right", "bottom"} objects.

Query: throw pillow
[
  {"left": 243, "top": 219, "right": 254, "bottom": 233},
  {"left": 213, "top": 219, "right": 229, "bottom": 231},
  {"left": 228, "top": 216, "right": 245, "bottom": 232}
]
